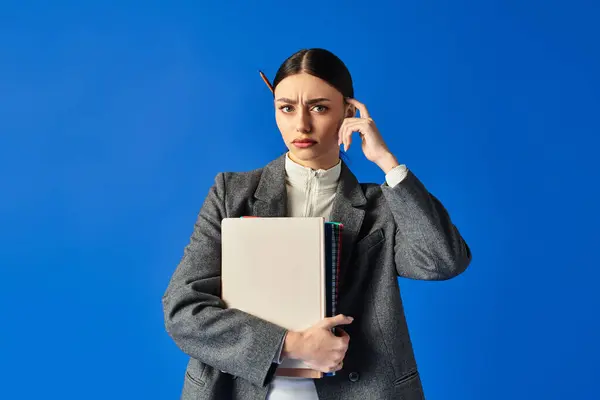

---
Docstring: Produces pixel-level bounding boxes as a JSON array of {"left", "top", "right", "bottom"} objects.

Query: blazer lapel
[
  {"left": 252, "top": 154, "right": 288, "bottom": 218},
  {"left": 329, "top": 161, "right": 367, "bottom": 291}
]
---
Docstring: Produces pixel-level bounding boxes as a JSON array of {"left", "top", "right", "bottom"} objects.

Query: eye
[
  {"left": 279, "top": 105, "right": 294, "bottom": 113},
  {"left": 312, "top": 105, "right": 329, "bottom": 113}
]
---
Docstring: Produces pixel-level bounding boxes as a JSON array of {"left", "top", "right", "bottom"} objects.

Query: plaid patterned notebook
[{"left": 324, "top": 221, "right": 343, "bottom": 377}]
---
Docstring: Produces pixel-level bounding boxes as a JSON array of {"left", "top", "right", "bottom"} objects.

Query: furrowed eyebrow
[{"left": 275, "top": 97, "right": 331, "bottom": 105}]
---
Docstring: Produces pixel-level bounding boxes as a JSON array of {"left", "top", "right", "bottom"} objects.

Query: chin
[
  {"left": 289, "top": 146, "right": 337, "bottom": 161},
  {"left": 289, "top": 147, "right": 320, "bottom": 158}
]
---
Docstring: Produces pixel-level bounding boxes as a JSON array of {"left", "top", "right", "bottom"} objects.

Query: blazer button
[{"left": 348, "top": 372, "right": 360, "bottom": 382}]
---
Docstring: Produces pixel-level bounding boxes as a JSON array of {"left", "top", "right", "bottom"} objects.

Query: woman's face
[{"left": 274, "top": 72, "right": 353, "bottom": 170}]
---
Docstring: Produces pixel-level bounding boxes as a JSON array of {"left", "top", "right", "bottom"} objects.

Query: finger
[
  {"left": 339, "top": 127, "right": 347, "bottom": 149},
  {"left": 339, "top": 124, "right": 348, "bottom": 151},
  {"left": 337, "top": 118, "right": 351, "bottom": 146},
  {"left": 339, "top": 117, "right": 369, "bottom": 135},
  {"left": 326, "top": 360, "right": 343, "bottom": 373},
  {"left": 340, "top": 117, "right": 362, "bottom": 124},
  {"left": 338, "top": 118, "right": 360, "bottom": 146},
  {"left": 321, "top": 314, "right": 354, "bottom": 329},
  {"left": 335, "top": 328, "right": 350, "bottom": 348},
  {"left": 341, "top": 119, "right": 369, "bottom": 135},
  {"left": 344, "top": 126, "right": 353, "bottom": 152},
  {"left": 346, "top": 125, "right": 357, "bottom": 152},
  {"left": 342, "top": 119, "right": 367, "bottom": 129},
  {"left": 344, "top": 123, "right": 365, "bottom": 144},
  {"left": 345, "top": 98, "right": 370, "bottom": 119},
  {"left": 342, "top": 122, "right": 368, "bottom": 151},
  {"left": 335, "top": 328, "right": 350, "bottom": 339}
]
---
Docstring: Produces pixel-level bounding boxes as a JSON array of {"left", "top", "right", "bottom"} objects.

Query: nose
[{"left": 295, "top": 108, "right": 312, "bottom": 133}]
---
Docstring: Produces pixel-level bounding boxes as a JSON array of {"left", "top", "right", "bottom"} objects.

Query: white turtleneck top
[{"left": 266, "top": 152, "right": 409, "bottom": 400}]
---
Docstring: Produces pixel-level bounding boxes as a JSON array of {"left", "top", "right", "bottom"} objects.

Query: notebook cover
[{"left": 221, "top": 217, "right": 326, "bottom": 378}]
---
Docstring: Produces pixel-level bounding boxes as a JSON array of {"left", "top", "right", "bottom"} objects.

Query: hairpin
[{"left": 259, "top": 70, "right": 274, "bottom": 94}]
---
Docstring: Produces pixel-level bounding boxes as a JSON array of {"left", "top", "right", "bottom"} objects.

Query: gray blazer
[{"left": 162, "top": 154, "right": 472, "bottom": 400}]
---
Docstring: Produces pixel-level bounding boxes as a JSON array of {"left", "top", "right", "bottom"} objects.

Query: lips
[
  {"left": 293, "top": 139, "right": 317, "bottom": 148},
  {"left": 293, "top": 139, "right": 316, "bottom": 144}
]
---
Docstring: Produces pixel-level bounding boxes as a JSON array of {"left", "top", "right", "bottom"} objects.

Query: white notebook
[{"left": 221, "top": 216, "right": 334, "bottom": 378}]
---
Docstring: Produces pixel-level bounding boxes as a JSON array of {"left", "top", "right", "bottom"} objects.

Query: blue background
[{"left": 1, "top": 1, "right": 598, "bottom": 399}]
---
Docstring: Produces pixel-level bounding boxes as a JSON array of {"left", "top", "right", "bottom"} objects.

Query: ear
[{"left": 345, "top": 104, "right": 356, "bottom": 118}]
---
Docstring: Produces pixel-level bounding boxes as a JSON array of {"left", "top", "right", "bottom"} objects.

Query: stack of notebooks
[{"left": 221, "top": 217, "right": 343, "bottom": 378}]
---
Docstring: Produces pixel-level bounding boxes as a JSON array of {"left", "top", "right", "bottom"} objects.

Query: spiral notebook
[{"left": 221, "top": 217, "right": 343, "bottom": 378}]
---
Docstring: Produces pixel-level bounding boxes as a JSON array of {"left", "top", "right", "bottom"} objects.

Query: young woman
[{"left": 162, "top": 48, "right": 472, "bottom": 400}]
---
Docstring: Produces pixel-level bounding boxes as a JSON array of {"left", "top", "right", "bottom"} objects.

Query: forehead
[{"left": 274, "top": 73, "right": 340, "bottom": 98}]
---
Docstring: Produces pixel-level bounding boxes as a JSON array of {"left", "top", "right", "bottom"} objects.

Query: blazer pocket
[
  {"left": 354, "top": 228, "right": 385, "bottom": 257},
  {"left": 184, "top": 360, "right": 207, "bottom": 388},
  {"left": 185, "top": 371, "right": 205, "bottom": 388},
  {"left": 393, "top": 370, "right": 419, "bottom": 386},
  {"left": 391, "top": 370, "right": 424, "bottom": 400}
]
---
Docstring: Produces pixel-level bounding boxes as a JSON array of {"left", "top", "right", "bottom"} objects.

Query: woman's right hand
[{"left": 282, "top": 314, "right": 353, "bottom": 373}]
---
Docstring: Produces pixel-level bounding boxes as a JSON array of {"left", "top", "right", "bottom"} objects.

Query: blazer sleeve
[
  {"left": 381, "top": 169, "right": 472, "bottom": 280},
  {"left": 162, "top": 172, "right": 287, "bottom": 387}
]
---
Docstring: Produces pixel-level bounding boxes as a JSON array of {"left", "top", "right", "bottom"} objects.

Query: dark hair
[
  {"left": 274, "top": 48, "right": 353, "bottom": 163},
  {"left": 273, "top": 48, "right": 354, "bottom": 98}
]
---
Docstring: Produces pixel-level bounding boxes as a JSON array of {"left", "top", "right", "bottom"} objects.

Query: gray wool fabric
[{"left": 162, "top": 153, "right": 472, "bottom": 400}]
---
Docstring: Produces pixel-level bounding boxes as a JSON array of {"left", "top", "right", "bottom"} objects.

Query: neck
[{"left": 287, "top": 149, "right": 340, "bottom": 171}]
